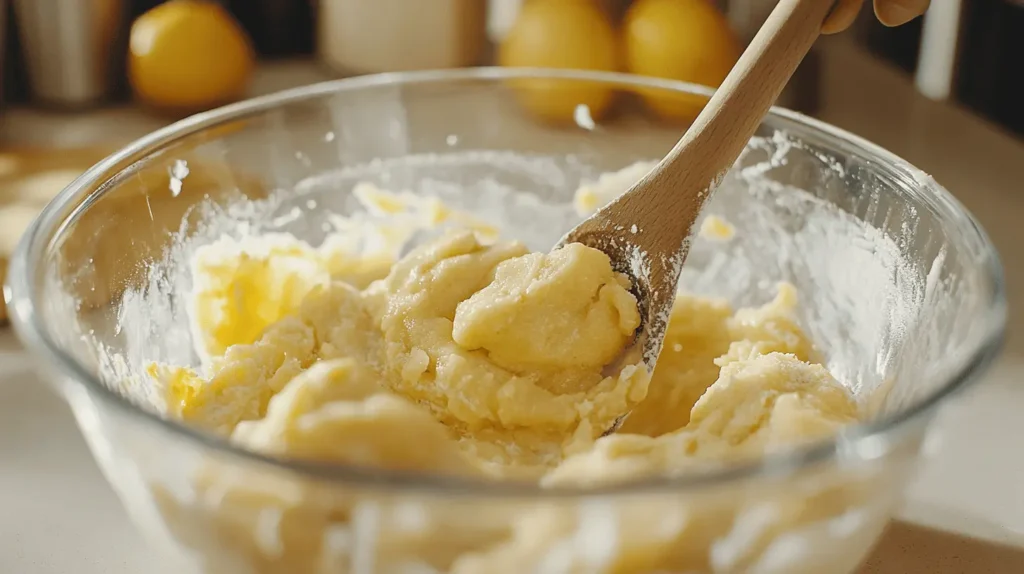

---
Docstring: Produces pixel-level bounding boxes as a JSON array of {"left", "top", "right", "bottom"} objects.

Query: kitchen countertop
[{"left": 1, "top": 37, "right": 1023, "bottom": 571}]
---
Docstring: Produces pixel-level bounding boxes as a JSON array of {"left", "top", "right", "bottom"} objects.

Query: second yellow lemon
[
  {"left": 498, "top": 0, "right": 620, "bottom": 123},
  {"left": 129, "top": 0, "right": 255, "bottom": 114},
  {"left": 624, "top": 0, "right": 741, "bottom": 122}
]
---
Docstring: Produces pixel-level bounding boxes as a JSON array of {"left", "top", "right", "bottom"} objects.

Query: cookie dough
[
  {"left": 153, "top": 228, "right": 651, "bottom": 474},
  {"left": 144, "top": 178, "right": 864, "bottom": 573}
]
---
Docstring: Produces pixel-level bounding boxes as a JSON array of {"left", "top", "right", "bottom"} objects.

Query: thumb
[{"left": 875, "top": 0, "right": 931, "bottom": 27}]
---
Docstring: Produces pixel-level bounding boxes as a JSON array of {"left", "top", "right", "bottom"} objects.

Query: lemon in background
[
  {"left": 498, "top": 0, "right": 620, "bottom": 123},
  {"left": 129, "top": 0, "right": 255, "bottom": 114},
  {"left": 623, "top": 0, "right": 741, "bottom": 123}
]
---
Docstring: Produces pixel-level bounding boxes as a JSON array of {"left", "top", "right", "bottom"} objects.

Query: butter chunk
[{"left": 190, "top": 234, "right": 329, "bottom": 360}]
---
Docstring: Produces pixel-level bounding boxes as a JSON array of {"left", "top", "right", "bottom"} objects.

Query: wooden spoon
[{"left": 558, "top": 0, "right": 837, "bottom": 424}]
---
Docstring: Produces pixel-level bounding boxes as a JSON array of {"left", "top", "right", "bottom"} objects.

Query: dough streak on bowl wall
[{"left": 81, "top": 134, "right": 935, "bottom": 574}]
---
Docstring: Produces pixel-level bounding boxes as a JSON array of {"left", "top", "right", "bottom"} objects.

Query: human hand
[{"left": 822, "top": 0, "right": 930, "bottom": 34}]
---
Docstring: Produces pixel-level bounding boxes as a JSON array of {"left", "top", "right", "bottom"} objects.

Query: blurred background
[{"left": 0, "top": 0, "right": 1019, "bottom": 136}]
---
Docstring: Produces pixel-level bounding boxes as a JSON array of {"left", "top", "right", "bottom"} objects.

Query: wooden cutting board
[{"left": 0, "top": 147, "right": 114, "bottom": 323}]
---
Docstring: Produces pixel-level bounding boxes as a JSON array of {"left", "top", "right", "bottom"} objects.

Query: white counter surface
[{"left": 2, "top": 38, "right": 1023, "bottom": 572}]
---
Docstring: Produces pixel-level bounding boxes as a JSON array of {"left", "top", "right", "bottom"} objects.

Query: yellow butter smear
[{"left": 145, "top": 178, "right": 864, "bottom": 573}]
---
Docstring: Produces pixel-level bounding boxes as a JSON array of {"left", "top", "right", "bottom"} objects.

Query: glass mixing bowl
[{"left": 6, "top": 70, "right": 1006, "bottom": 574}]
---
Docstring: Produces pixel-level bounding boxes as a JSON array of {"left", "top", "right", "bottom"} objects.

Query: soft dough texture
[
  {"left": 144, "top": 181, "right": 867, "bottom": 574},
  {"left": 152, "top": 229, "right": 654, "bottom": 475},
  {"left": 150, "top": 222, "right": 856, "bottom": 482}
]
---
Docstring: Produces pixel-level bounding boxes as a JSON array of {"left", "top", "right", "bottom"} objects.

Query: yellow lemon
[
  {"left": 498, "top": 0, "right": 620, "bottom": 123},
  {"left": 129, "top": 0, "right": 255, "bottom": 114},
  {"left": 623, "top": 0, "right": 741, "bottom": 123}
]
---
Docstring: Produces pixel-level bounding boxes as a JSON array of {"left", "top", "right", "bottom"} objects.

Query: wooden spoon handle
[
  {"left": 673, "top": 0, "right": 834, "bottom": 170},
  {"left": 624, "top": 0, "right": 836, "bottom": 245}
]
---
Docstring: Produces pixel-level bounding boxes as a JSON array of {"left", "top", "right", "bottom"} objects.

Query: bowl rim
[{"left": 6, "top": 67, "right": 1008, "bottom": 497}]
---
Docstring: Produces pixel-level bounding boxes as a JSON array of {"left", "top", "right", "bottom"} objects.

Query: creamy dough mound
[
  {"left": 453, "top": 242, "right": 640, "bottom": 375},
  {"left": 374, "top": 232, "right": 649, "bottom": 468},
  {"left": 232, "top": 359, "right": 481, "bottom": 476},
  {"left": 544, "top": 352, "right": 858, "bottom": 488}
]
